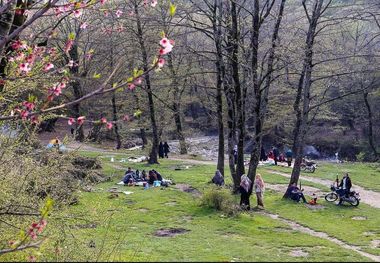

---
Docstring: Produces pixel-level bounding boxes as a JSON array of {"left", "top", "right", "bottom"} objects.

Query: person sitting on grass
[
  {"left": 211, "top": 170, "right": 225, "bottom": 186},
  {"left": 152, "top": 169, "right": 163, "bottom": 181},
  {"left": 141, "top": 170, "right": 147, "bottom": 181},
  {"left": 285, "top": 183, "right": 307, "bottom": 203},
  {"left": 148, "top": 170, "right": 157, "bottom": 185},
  {"left": 123, "top": 167, "right": 135, "bottom": 185}
]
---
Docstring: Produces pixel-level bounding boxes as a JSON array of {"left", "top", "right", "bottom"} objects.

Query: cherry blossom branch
[
  {"left": 0, "top": 0, "right": 60, "bottom": 50},
  {"left": 0, "top": 241, "right": 43, "bottom": 255},
  {"left": 0, "top": 59, "right": 160, "bottom": 121}
]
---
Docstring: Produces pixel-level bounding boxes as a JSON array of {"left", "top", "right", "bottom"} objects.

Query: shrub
[{"left": 200, "top": 187, "right": 241, "bottom": 217}]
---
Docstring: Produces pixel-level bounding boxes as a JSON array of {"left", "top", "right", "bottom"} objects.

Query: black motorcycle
[
  {"left": 324, "top": 185, "right": 360, "bottom": 207},
  {"left": 300, "top": 160, "right": 317, "bottom": 173}
]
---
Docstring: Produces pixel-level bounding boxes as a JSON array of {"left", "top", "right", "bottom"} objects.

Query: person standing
[
  {"left": 239, "top": 175, "right": 253, "bottom": 210},
  {"left": 286, "top": 149, "right": 293, "bottom": 167},
  {"left": 158, "top": 142, "right": 164, "bottom": 158},
  {"left": 260, "top": 146, "right": 267, "bottom": 161},
  {"left": 233, "top": 145, "right": 238, "bottom": 165},
  {"left": 254, "top": 174, "right": 265, "bottom": 208},
  {"left": 338, "top": 173, "right": 352, "bottom": 205},
  {"left": 163, "top": 142, "right": 170, "bottom": 158},
  {"left": 273, "top": 146, "right": 279, "bottom": 165}
]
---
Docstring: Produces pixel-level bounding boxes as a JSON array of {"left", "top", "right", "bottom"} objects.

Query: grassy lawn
[
  {"left": 268, "top": 162, "right": 380, "bottom": 192},
  {"left": 2, "top": 153, "right": 378, "bottom": 262}
]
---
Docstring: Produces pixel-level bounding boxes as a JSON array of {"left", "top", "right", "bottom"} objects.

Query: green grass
[
  {"left": 2, "top": 153, "right": 378, "bottom": 262},
  {"left": 269, "top": 162, "right": 380, "bottom": 192}
]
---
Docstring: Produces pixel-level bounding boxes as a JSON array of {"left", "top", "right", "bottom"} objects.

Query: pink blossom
[
  {"left": 128, "top": 83, "right": 136, "bottom": 90},
  {"left": 115, "top": 9, "right": 123, "bottom": 18},
  {"left": 11, "top": 40, "right": 22, "bottom": 50},
  {"left": 15, "top": 52, "right": 25, "bottom": 61},
  {"left": 158, "top": 58, "right": 165, "bottom": 68},
  {"left": 22, "top": 101, "right": 35, "bottom": 111},
  {"left": 49, "top": 85, "right": 62, "bottom": 97},
  {"left": 20, "top": 110, "right": 28, "bottom": 120},
  {"left": 159, "top": 37, "right": 173, "bottom": 55},
  {"left": 15, "top": 9, "right": 23, "bottom": 15},
  {"left": 100, "top": 0, "right": 107, "bottom": 4},
  {"left": 68, "top": 118, "right": 75, "bottom": 125},
  {"left": 67, "top": 60, "right": 75, "bottom": 68},
  {"left": 85, "top": 53, "right": 93, "bottom": 60},
  {"left": 73, "top": 9, "right": 82, "bottom": 17},
  {"left": 36, "top": 219, "right": 47, "bottom": 233},
  {"left": 48, "top": 47, "right": 57, "bottom": 56},
  {"left": 106, "top": 122, "right": 113, "bottom": 130},
  {"left": 80, "top": 22, "right": 88, "bottom": 29},
  {"left": 64, "top": 40, "right": 74, "bottom": 53},
  {"left": 77, "top": 116, "right": 86, "bottom": 125},
  {"left": 31, "top": 115, "right": 40, "bottom": 124},
  {"left": 19, "top": 63, "right": 31, "bottom": 73},
  {"left": 134, "top": 78, "right": 142, "bottom": 85},
  {"left": 151, "top": 0, "right": 157, "bottom": 7},
  {"left": 64, "top": 4, "right": 73, "bottom": 12},
  {"left": 101, "top": 117, "right": 107, "bottom": 124},
  {"left": 58, "top": 82, "right": 66, "bottom": 89},
  {"left": 54, "top": 7, "right": 63, "bottom": 16},
  {"left": 26, "top": 54, "right": 35, "bottom": 64},
  {"left": 160, "top": 37, "right": 169, "bottom": 47},
  {"left": 44, "top": 63, "right": 54, "bottom": 72}
]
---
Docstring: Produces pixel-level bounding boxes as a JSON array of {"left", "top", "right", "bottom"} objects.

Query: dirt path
[
  {"left": 267, "top": 170, "right": 380, "bottom": 209},
  {"left": 170, "top": 156, "right": 217, "bottom": 165},
  {"left": 259, "top": 211, "right": 380, "bottom": 262}
]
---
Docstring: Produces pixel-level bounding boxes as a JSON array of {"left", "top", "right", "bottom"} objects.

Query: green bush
[{"left": 200, "top": 187, "right": 241, "bottom": 217}]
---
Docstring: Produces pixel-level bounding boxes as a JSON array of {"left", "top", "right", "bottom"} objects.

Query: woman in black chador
[
  {"left": 158, "top": 142, "right": 164, "bottom": 158},
  {"left": 163, "top": 142, "right": 170, "bottom": 158}
]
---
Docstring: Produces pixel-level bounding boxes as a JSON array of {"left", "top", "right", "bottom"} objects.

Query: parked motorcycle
[
  {"left": 300, "top": 160, "right": 317, "bottom": 173},
  {"left": 325, "top": 185, "right": 360, "bottom": 207}
]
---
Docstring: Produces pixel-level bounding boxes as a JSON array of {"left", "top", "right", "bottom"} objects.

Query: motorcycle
[
  {"left": 300, "top": 160, "right": 317, "bottom": 173},
  {"left": 324, "top": 185, "right": 360, "bottom": 207}
]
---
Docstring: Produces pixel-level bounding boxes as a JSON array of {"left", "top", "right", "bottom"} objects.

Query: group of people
[
  {"left": 211, "top": 171, "right": 265, "bottom": 210},
  {"left": 123, "top": 167, "right": 165, "bottom": 186},
  {"left": 261, "top": 146, "right": 293, "bottom": 167},
  {"left": 158, "top": 142, "right": 170, "bottom": 159}
]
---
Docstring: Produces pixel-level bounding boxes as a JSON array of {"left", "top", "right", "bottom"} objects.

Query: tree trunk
[
  {"left": 134, "top": 2, "right": 159, "bottom": 164},
  {"left": 216, "top": 73, "right": 225, "bottom": 175},
  {"left": 247, "top": 0, "right": 286, "bottom": 181},
  {"left": 167, "top": 53, "right": 187, "bottom": 154},
  {"left": 69, "top": 44, "right": 84, "bottom": 142},
  {"left": 363, "top": 91, "right": 378, "bottom": 160},
  {"left": 112, "top": 93, "right": 122, "bottom": 149},
  {"left": 285, "top": 0, "right": 324, "bottom": 197},
  {"left": 212, "top": 0, "right": 225, "bottom": 176},
  {"left": 140, "top": 128, "right": 148, "bottom": 148},
  {"left": 247, "top": 0, "right": 261, "bottom": 181},
  {"left": 230, "top": 1, "right": 245, "bottom": 181}
]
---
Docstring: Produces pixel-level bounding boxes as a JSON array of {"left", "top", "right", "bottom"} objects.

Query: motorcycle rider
[{"left": 337, "top": 173, "right": 352, "bottom": 205}]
